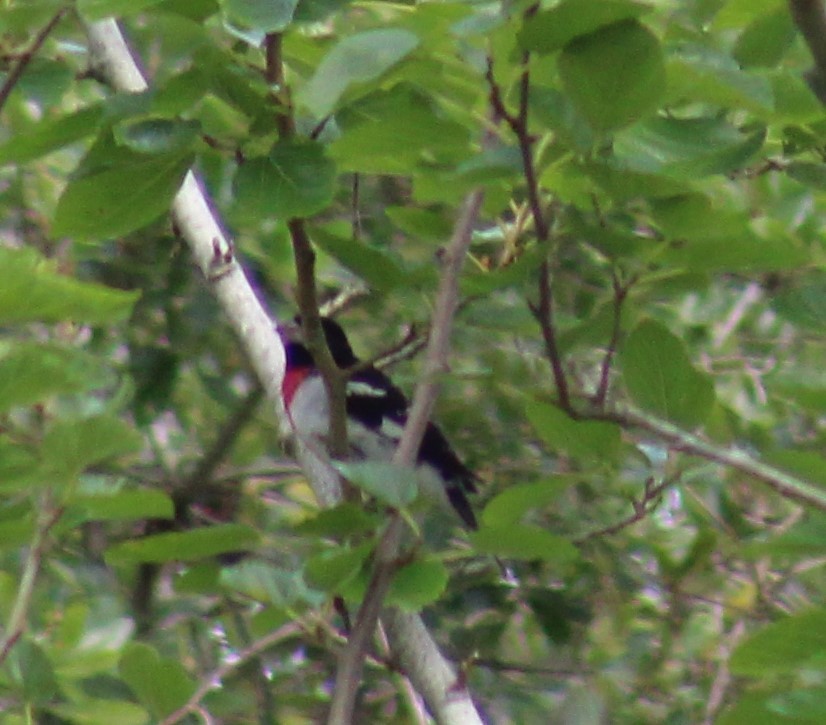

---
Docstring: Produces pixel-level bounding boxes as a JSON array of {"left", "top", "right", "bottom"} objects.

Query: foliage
[{"left": 1, "top": 0, "right": 826, "bottom": 722}]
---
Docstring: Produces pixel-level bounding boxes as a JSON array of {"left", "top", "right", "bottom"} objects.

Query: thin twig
[
  {"left": 158, "top": 622, "right": 301, "bottom": 725},
  {"left": 593, "top": 272, "right": 630, "bottom": 407},
  {"left": 0, "top": 497, "right": 63, "bottom": 664},
  {"left": 534, "top": 260, "right": 572, "bottom": 411},
  {"left": 575, "top": 474, "right": 677, "bottom": 543},
  {"left": 0, "top": 7, "right": 68, "bottom": 114},
  {"left": 327, "top": 190, "right": 485, "bottom": 725}
]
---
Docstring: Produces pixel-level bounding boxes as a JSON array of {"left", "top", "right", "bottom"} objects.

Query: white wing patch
[{"left": 347, "top": 381, "right": 388, "bottom": 397}]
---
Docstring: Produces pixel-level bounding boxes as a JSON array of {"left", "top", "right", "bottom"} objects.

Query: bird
[{"left": 280, "top": 317, "right": 478, "bottom": 529}]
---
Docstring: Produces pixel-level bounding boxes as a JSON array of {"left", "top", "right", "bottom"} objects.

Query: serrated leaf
[
  {"left": 559, "top": 20, "right": 665, "bottom": 133},
  {"left": 53, "top": 152, "right": 193, "bottom": 240},
  {"left": 334, "top": 461, "right": 419, "bottom": 509},
  {"left": 621, "top": 319, "right": 715, "bottom": 427},
  {"left": 0, "top": 344, "right": 114, "bottom": 414},
  {"left": 0, "top": 247, "right": 138, "bottom": 324},
  {"left": 730, "top": 608, "right": 826, "bottom": 676},
  {"left": 525, "top": 400, "right": 621, "bottom": 462},
  {"left": 119, "top": 643, "right": 196, "bottom": 718},
  {"left": 298, "top": 29, "right": 419, "bottom": 117},
  {"left": 73, "top": 490, "right": 174, "bottom": 523},
  {"left": 233, "top": 140, "right": 335, "bottom": 219},
  {"left": 386, "top": 558, "right": 449, "bottom": 611},
  {"left": 105, "top": 524, "right": 259, "bottom": 564},
  {"left": 471, "top": 524, "right": 580, "bottom": 563},
  {"left": 519, "top": 0, "right": 651, "bottom": 54}
]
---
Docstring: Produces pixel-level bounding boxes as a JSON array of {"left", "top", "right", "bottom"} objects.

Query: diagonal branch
[
  {"left": 789, "top": 0, "right": 826, "bottom": 102},
  {"left": 83, "top": 18, "right": 482, "bottom": 725},
  {"left": 0, "top": 7, "right": 68, "bottom": 113},
  {"left": 327, "top": 190, "right": 486, "bottom": 724}
]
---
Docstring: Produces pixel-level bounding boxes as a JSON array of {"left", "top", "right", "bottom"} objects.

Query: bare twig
[
  {"left": 593, "top": 272, "right": 631, "bottom": 407},
  {"left": 158, "top": 622, "right": 301, "bottom": 725},
  {"left": 0, "top": 7, "right": 68, "bottom": 113},
  {"left": 575, "top": 474, "right": 677, "bottom": 543},
  {"left": 327, "top": 190, "right": 485, "bottom": 724},
  {"left": 0, "top": 497, "right": 63, "bottom": 664}
]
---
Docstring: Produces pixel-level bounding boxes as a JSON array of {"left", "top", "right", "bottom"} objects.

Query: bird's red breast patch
[{"left": 282, "top": 366, "right": 311, "bottom": 409}]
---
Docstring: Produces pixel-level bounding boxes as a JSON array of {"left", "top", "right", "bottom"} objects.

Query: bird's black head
[{"left": 281, "top": 316, "right": 359, "bottom": 370}]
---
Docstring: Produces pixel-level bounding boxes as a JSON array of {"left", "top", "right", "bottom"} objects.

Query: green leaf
[
  {"left": 730, "top": 608, "right": 826, "bottom": 675},
  {"left": 613, "top": 117, "right": 765, "bottom": 179},
  {"left": 525, "top": 401, "right": 621, "bottom": 462},
  {"left": 78, "top": 0, "right": 168, "bottom": 19},
  {"left": 0, "top": 247, "right": 138, "bottom": 324},
  {"left": 312, "top": 225, "right": 408, "bottom": 291},
  {"left": 733, "top": 7, "right": 796, "bottom": 68},
  {"left": 666, "top": 43, "right": 774, "bottom": 115},
  {"left": 220, "top": 560, "right": 315, "bottom": 606},
  {"left": 10, "top": 639, "right": 58, "bottom": 705},
  {"left": 105, "top": 524, "right": 259, "bottom": 564},
  {"left": 0, "top": 105, "right": 104, "bottom": 165},
  {"left": 119, "top": 642, "right": 196, "bottom": 718},
  {"left": 772, "top": 273, "right": 826, "bottom": 331},
  {"left": 298, "top": 29, "right": 419, "bottom": 117},
  {"left": 53, "top": 152, "right": 193, "bottom": 240},
  {"left": 293, "top": 502, "right": 381, "bottom": 537},
  {"left": 481, "top": 479, "right": 577, "bottom": 527},
  {"left": 621, "top": 320, "right": 715, "bottom": 427},
  {"left": 768, "top": 689, "right": 826, "bottom": 720},
  {"left": 386, "top": 557, "right": 449, "bottom": 611},
  {"left": 471, "top": 524, "right": 580, "bottom": 563},
  {"left": 334, "top": 461, "right": 419, "bottom": 509},
  {"left": 559, "top": 20, "right": 665, "bottom": 133},
  {"left": 0, "top": 344, "right": 114, "bottom": 414},
  {"left": 233, "top": 140, "right": 336, "bottom": 219},
  {"left": 222, "top": 0, "right": 299, "bottom": 43},
  {"left": 113, "top": 118, "right": 200, "bottom": 154},
  {"left": 303, "top": 542, "right": 372, "bottom": 592},
  {"left": 42, "top": 415, "right": 143, "bottom": 478},
  {"left": 330, "top": 85, "right": 470, "bottom": 174},
  {"left": 519, "top": 0, "right": 651, "bottom": 54},
  {"left": 48, "top": 700, "right": 149, "bottom": 725},
  {"left": 73, "top": 490, "right": 174, "bottom": 523}
]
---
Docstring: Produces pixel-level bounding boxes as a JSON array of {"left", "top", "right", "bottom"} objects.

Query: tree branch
[
  {"left": 0, "top": 496, "right": 62, "bottom": 664},
  {"left": 0, "top": 7, "right": 68, "bottom": 114},
  {"left": 158, "top": 621, "right": 302, "bottom": 725},
  {"left": 83, "top": 19, "right": 482, "bottom": 725},
  {"left": 327, "top": 190, "right": 486, "bottom": 724}
]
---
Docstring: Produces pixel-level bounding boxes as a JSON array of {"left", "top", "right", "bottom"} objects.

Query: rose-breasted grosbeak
[{"left": 281, "top": 317, "right": 478, "bottom": 529}]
